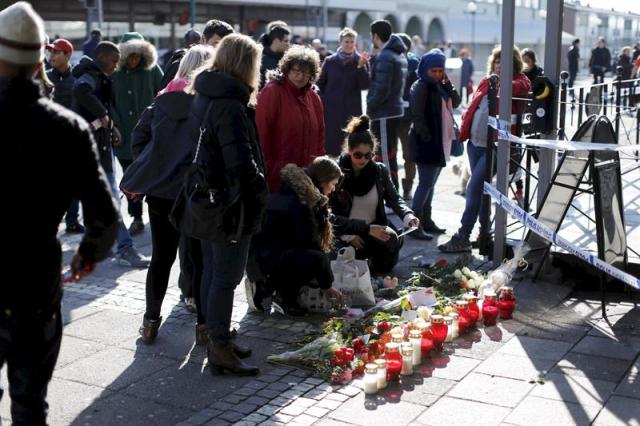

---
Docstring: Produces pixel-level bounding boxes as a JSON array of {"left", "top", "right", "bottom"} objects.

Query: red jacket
[
  {"left": 459, "top": 73, "right": 531, "bottom": 142},
  {"left": 256, "top": 77, "right": 325, "bottom": 191}
]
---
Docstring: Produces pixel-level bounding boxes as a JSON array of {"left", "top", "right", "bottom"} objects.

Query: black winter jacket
[
  {"left": 47, "top": 66, "right": 75, "bottom": 109},
  {"left": 251, "top": 164, "right": 367, "bottom": 288},
  {"left": 71, "top": 56, "right": 115, "bottom": 173},
  {"left": 366, "top": 34, "right": 408, "bottom": 119},
  {"left": 331, "top": 156, "right": 413, "bottom": 231},
  {"left": 259, "top": 34, "right": 284, "bottom": 88},
  {"left": 409, "top": 79, "right": 461, "bottom": 166},
  {"left": 1, "top": 77, "right": 118, "bottom": 313},
  {"left": 589, "top": 47, "right": 612, "bottom": 73},
  {"left": 191, "top": 70, "right": 268, "bottom": 239},
  {"left": 121, "top": 91, "right": 198, "bottom": 200},
  {"left": 160, "top": 48, "right": 186, "bottom": 89}
]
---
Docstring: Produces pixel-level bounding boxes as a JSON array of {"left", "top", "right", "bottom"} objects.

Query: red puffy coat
[
  {"left": 459, "top": 73, "right": 531, "bottom": 143},
  {"left": 256, "top": 76, "right": 325, "bottom": 191}
]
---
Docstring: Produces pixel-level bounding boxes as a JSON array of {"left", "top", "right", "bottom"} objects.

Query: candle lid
[
  {"left": 400, "top": 343, "right": 413, "bottom": 355},
  {"left": 443, "top": 315, "right": 454, "bottom": 324},
  {"left": 374, "top": 359, "right": 387, "bottom": 368},
  {"left": 365, "top": 363, "right": 378, "bottom": 374},
  {"left": 409, "top": 330, "right": 422, "bottom": 339},
  {"left": 500, "top": 286, "right": 513, "bottom": 293},
  {"left": 456, "top": 300, "right": 469, "bottom": 308},
  {"left": 431, "top": 314, "right": 444, "bottom": 323},
  {"left": 465, "top": 293, "right": 478, "bottom": 302},
  {"left": 448, "top": 312, "right": 459, "bottom": 319},
  {"left": 416, "top": 322, "right": 430, "bottom": 331},
  {"left": 385, "top": 342, "right": 400, "bottom": 352},
  {"left": 484, "top": 290, "right": 497, "bottom": 299},
  {"left": 391, "top": 332, "right": 404, "bottom": 343}
]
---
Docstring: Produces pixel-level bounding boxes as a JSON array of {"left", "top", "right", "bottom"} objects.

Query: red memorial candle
[
  {"left": 498, "top": 286, "right": 516, "bottom": 319},
  {"left": 465, "top": 293, "right": 480, "bottom": 325},
  {"left": 456, "top": 300, "right": 471, "bottom": 334},
  {"left": 482, "top": 305, "right": 499, "bottom": 326},
  {"left": 384, "top": 342, "right": 402, "bottom": 381},
  {"left": 430, "top": 315, "right": 448, "bottom": 350}
]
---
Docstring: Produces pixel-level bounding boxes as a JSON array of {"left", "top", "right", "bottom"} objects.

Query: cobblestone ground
[{"left": 2, "top": 95, "right": 639, "bottom": 425}]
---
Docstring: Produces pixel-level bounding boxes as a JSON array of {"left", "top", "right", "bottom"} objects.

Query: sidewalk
[{"left": 1, "top": 152, "right": 639, "bottom": 426}]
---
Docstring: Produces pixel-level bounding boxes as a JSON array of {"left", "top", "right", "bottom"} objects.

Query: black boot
[
  {"left": 207, "top": 339, "right": 259, "bottom": 376},
  {"left": 422, "top": 207, "right": 446, "bottom": 234},
  {"left": 139, "top": 316, "right": 162, "bottom": 344},
  {"left": 401, "top": 178, "right": 413, "bottom": 200},
  {"left": 197, "top": 324, "right": 251, "bottom": 358}
]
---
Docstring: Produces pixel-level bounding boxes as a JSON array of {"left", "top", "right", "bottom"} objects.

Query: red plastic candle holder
[
  {"left": 482, "top": 305, "right": 499, "bottom": 326},
  {"left": 498, "top": 287, "right": 516, "bottom": 319},
  {"left": 429, "top": 315, "right": 448, "bottom": 350},
  {"left": 420, "top": 335, "right": 434, "bottom": 358},
  {"left": 384, "top": 342, "right": 402, "bottom": 381},
  {"left": 465, "top": 294, "right": 480, "bottom": 325}
]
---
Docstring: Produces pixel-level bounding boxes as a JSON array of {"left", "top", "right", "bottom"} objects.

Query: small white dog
[{"left": 451, "top": 157, "right": 471, "bottom": 196}]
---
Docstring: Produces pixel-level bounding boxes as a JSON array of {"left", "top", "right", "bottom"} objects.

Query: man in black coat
[
  {"left": 0, "top": 3, "right": 118, "bottom": 423},
  {"left": 589, "top": 37, "right": 611, "bottom": 84},
  {"left": 259, "top": 21, "right": 290, "bottom": 87},
  {"left": 159, "top": 29, "right": 202, "bottom": 89},
  {"left": 72, "top": 41, "right": 150, "bottom": 268},
  {"left": 47, "top": 38, "right": 85, "bottom": 233},
  {"left": 568, "top": 38, "right": 580, "bottom": 95},
  {"left": 366, "top": 19, "right": 408, "bottom": 190}
]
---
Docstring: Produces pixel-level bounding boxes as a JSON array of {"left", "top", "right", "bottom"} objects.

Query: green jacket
[{"left": 112, "top": 35, "right": 163, "bottom": 161}]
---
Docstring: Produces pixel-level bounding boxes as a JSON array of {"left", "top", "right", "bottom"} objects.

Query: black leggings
[
  {"left": 145, "top": 196, "right": 203, "bottom": 322},
  {"left": 335, "top": 232, "right": 402, "bottom": 276}
]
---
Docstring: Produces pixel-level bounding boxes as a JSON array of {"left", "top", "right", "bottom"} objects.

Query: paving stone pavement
[{"left": 1, "top": 130, "right": 639, "bottom": 425}]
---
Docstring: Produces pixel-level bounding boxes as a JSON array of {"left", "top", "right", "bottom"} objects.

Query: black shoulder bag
[{"left": 169, "top": 102, "right": 245, "bottom": 243}]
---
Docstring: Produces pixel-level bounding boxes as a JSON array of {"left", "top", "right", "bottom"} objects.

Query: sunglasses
[{"left": 352, "top": 151, "right": 373, "bottom": 160}]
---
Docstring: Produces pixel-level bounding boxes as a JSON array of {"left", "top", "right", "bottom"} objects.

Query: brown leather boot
[
  {"left": 196, "top": 325, "right": 251, "bottom": 358},
  {"left": 139, "top": 316, "right": 162, "bottom": 344},
  {"left": 207, "top": 339, "right": 259, "bottom": 376}
]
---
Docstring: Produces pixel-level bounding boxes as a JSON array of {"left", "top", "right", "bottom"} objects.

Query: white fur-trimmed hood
[{"left": 117, "top": 39, "right": 157, "bottom": 70}]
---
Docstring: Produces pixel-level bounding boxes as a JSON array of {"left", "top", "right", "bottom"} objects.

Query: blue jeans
[
  {"left": 106, "top": 171, "right": 133, "bottom": 254},
  {"left": 412, "top": 163, "right": 442, "bottom": 219},
  {"left": 458, "top": 143, "right": 490, "bottom": 240},
  {"left": 201, "top": 237, "right": 251, "bottom": 342}
]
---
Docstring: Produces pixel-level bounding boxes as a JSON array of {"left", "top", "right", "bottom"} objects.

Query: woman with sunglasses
[{"left": 330, "top": 115, "right": 419, "bottom": 275}]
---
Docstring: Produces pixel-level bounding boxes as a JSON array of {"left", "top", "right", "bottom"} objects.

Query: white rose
[
  {"left": 462, "top": 267, "right": 471, "bottom": 276},
  {"left": 454, "top": 270, "right": 463, "bottom": 279},
  {"left": 467, "top": 279, "right": 476, "bottom": 289},
  {"left": 471, "top": 271, "right": 480, "bottom": 280},
  {"left": 417, "top": 306, "right": 431, "bottom": 321}
]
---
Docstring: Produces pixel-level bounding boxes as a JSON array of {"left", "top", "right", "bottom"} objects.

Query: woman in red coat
[
  {"left": 439, "top": 46, "right": 531, "bottom": 253},
  {"left": 256, "top": 45, "right": 325, "bottom": 191}
]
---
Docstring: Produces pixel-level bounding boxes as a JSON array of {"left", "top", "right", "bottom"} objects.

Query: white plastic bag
[{"left": 330, "top": 247, "right": 375, "bottom": 306}]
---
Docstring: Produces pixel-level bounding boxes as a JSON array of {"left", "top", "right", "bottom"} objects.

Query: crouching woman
[{"left": 249, "top": 158, "right": 346, "bottom": 316}]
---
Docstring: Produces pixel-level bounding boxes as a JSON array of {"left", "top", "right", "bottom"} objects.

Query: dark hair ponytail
[{"left": 342, "top": 115, "right": 379, "bottom": 153}]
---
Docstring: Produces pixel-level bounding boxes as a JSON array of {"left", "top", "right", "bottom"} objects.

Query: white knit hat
[{"left": 0, "top": 2, "right": 45, "bottom": 65}]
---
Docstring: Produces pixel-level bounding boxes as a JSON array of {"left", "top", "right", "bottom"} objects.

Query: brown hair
[
  {"left": 487, "top": 45, "right": 523, "bottom": 77},
  {"left": 278, "top": 45, "right": 321, "bottom": 83},
  {"left": 307, "top": 156, "right": 342, "bottom": 253},
  {"left": 342, "top": 115, "right": 379, "bottom": 153}
]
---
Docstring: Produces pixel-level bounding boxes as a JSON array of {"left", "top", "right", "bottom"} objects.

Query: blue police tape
[
  {"left": 484, "top": 182, "right": 640, "bottom": 290},
  {"left": 487, "top": 116, "right": 640, "bottom": 153}
]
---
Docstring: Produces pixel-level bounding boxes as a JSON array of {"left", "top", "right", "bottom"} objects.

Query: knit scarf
[{"left": 338, "top": 154, "right": 377, "bottom": 197}]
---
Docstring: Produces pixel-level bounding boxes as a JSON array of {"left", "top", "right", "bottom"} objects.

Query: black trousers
[
  {"left": 0, "top": 306, "right": 62, "bottom": 425},
  {"left": 116, "top": 157, "right": 143, "bottom": 221},
  {"left": 336, "top": 232, "right": 402, "bottom": 276},
  {"left": 145, "top": 196, "right": 203, "bottom": 322},
  {"left": 260, "top": 249, "right": 333, "bottom": 305},
  {"left": 372, "top": 118, "right": 400, "bottom": 190},
  {"left": 178, "top": 234, "right": 205, "bottom": 324}
]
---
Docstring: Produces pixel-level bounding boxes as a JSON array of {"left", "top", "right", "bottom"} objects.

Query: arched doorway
[
  {"left": 405, "top": 16, "right": 423, "bottom": 38},
  {"left": 384, "top": 14, "right": 400, "bottom": 33},
  {"left": 353, "top": 12, "right": 372, "bottom": 50},
  {"left": 426, "top": 18, "right": 445, "bottom": 47}
]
